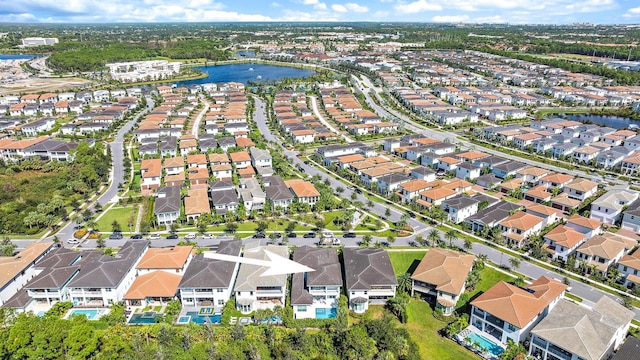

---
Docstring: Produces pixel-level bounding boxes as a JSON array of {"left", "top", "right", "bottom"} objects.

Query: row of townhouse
[
  {"left": 153, "top": 175, "right": 320, "bottom": 225},
  {"left": 392, "top": 87, "right": 479, "bottom": 125},
  {"left": 2, "top": 241, "right": 399, "bottom": 321},
  {"left": 319, "top": 85, "right": 399, "bottom": 135},
  {"left": 0, "top": 88, "right": 144, "bottom": 107},
  {"left": 272, "top": 89, "right": 336, "bottom": 143},
  {"left": 0, "top": 136, "right": 80, "bottom": 162},
  {"left": 137, "top": 132, "right": 255, "bottom": 159},
  {"left": 469, "top": 275, "right": 634, "bottom": 360},
  {"left": 541, "top": 85, "right": 640, "bottom": 105}
]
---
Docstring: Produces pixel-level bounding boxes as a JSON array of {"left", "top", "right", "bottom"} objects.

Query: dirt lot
[{"left": 0, "top": 77, "right": 93, "bottom": 96}]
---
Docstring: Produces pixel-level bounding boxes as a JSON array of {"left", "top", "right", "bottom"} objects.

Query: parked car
[
  {"left": 408, "top": 211, "right": 416, "bottom": 218},
  {"left": 253, "top": 233, "right": 266, "bottom": 239},
  {"left": 287, "top": 232, "right": 297, "bottom": 238},
  {"left": 343, "top": 232, "right": 356, "bottom": 238},
  {"left": 201, "top": 233, "right": 214, "bottom": 239},
  {"left": 130, "top": 234, "right": 143, "bottom": 239},
  {"left": 148, "top": 234, "right": 161, "bottom": 240},
  {"left": 73, "top": 225, "right": 82, "bottom": 230},
  {"left": 185, "top": 233, "right": 197, "bottom": 240},
  {"left": 108, "top": 232, "right": 123, "bottom": 240},
  {"left": 67, "top": 239, "right": 79, "bottom": 244},
  {"left": 303, "top": 232, "right": 316, "bottom": 239},
  {"left": 167, "top": 234, "right": 179, "bottom": 240},
  {"left": 355, "top": 188, "right": 362, "bottom": 194},
  {"left": 273, "top": 232, "right": 282, "bottom": 238}
]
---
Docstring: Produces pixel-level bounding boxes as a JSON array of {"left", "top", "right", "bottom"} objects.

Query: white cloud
[
  {"left": 624, "top": 7, "right": 640, "bottom": 17},
  {"left": 394, "top": 0, "right": 443, "bottom": 14},
  {"left": 299, "top": 0, "right": 319, "bottom": 4},
  {"left": 271, "top": 2, "right": 281, "bottom": 7},
  {"left": 431, "top": 14, "right": 506, "bottom": 23},
  {"left": 314, "top": 2, "right": 327, "bottom": 10},
  {"left": 346, "top": 3, "right": 368, "bottom": 12},
  {"left": 332, "top": 4, "right": 347, "bottom": 12}
]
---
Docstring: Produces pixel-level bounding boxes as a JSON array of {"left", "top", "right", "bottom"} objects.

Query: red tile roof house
[
  {"left": 140, "top": 159, "right": 162, "bottom": 192},
  {"left": 469, "top": 276, "right": 566, "bottom": 347},
  {"left": 499, "top": 212, "right": 546, "bottom": 248},
  {"left": 575, "top": 233, "right": 636, "bottom": 275},
  {"left": 543, "top": 225, "right": 587, "bottom": 262},
  {"left": 618, "top": 247, "right": 640, "bottom": 288},
  {"left": 188, "top": 167, "right": 210, "bottom": 189}
]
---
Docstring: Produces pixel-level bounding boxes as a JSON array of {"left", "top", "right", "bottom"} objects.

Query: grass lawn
[
  {"left": 406, "top": 300, "right": 478, "bottom": 360},
  {"left": 323, "top": 210, "right": 347, "bottom": 231},
  {"left": 388, "top": 250, "right": 427, "bottom": 276},
  {"left": 207, "top": 221, "right": 312, "bottom": 233},
  {"left": 456, "top": 266, "right": 514, "bottom": 313},
  {"left": 96, "top": 206, "right": 138, "bottom": 232}
]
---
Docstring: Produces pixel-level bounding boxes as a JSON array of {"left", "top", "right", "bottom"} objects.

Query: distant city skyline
[{"left": 1, "top": 0, "right": 640, "bottom": 24}]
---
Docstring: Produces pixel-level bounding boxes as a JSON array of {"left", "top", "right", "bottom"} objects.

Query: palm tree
[
  {"left": 397, "top": 273, "right": 412, "bottom": 294},
  {"left": 427, "top": 229, "right": 441, "bottom": 247},
  {"left": 386, "top": 235, "right": 396, "bottom": 246},
  {"left": 463, "top": 238, "right": 473, "bottom": 251},
  {"left": 508, "top": 257, "right": 521, "bottom": 270},
  {"left": 476, "top": 254, "right": 488, "bottom": 269},
  {"left": 360, "top": 234, "right": 372, "bottom": 247},
  {"left": 86, "top": 220, "right": 98, "bottom": 231},
  {"left": 444, "top": 229, "right": 458, "bottom": 248}
]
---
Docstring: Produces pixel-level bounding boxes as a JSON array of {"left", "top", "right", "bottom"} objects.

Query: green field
[
  {"left": 406, "top": 300, "right": 478, "bottom": 360},
  {"left": 96, "top": 206, "right": 138, "bottom": 232},
  {"left": 388, "top": 250, "right": 427, "bottom": 275}
]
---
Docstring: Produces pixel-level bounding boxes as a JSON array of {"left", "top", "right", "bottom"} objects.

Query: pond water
[
  {"left": 0, "top": 53, "right": 37, "bottom": 61},
  {"left": 174, "top": 63, "right": 315, "bottom": 87},
  {"left": 565, "top": 114, "right": 640, "bottom": 129}
]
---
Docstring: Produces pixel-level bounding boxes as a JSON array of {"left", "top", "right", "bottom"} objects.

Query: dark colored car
[
  {"left": 167, "top": 234, "right": 179, "bottom": 240},
  {"left": 303, "top": 232, "right": 316, "bottom": 239},
  {"left": 408, "top": 211, "right": 416, "bottom": 218},
  {"left": 287, "top": 232, "right": 297, "bottom": 238},
  {"left": 343, "top": 232, "right": 357, "bottom": 238},
  {"left": 253, "top": 233, "right": 266, "bottom": 239},
  {"left": 130, "top": 234, "right": 143, "bottom": 239},
  {"left": 355, "top": 188, "right": 362, "bottom": 194},
  {"left": 108, "top": 232, "right": 123, "bottom": 240}
]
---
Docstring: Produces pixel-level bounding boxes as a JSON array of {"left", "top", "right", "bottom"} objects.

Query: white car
[
  {"left": 201, "top": 233, "right": 214, "bottom": 239},
  {"left": 67, "top": 239, "right": 79, "bottom": 244},
  {"left": 185, "top": 233, "right": 197, "bottom": 240},
  {"left": 148, "top": 234, "right": 161, "bottom": 240}
]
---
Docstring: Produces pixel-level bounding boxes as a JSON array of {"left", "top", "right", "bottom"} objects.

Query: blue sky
[{"left": 1, "top": 0, "right": 640, "bottom": 24}]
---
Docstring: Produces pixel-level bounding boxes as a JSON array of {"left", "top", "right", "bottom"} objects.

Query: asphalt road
[{"left": 51, "top": 100, "right": 154, "bottom": 247}]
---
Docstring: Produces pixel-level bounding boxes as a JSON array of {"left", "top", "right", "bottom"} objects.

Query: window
[
  {"left": 217, "top": 288, "right": 223, "bottom": 293},
  {"left": 218, "top": 300, "right": 224, "bottom": 306},
  {"left": 297, "top": 306, "right": 307, "bottom": 312},
  {"left": 507, "top": 323, "right": 517, "bottom": 332}
]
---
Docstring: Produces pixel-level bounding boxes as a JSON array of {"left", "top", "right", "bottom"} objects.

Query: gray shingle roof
[
  {"left": 178, "top": 240, "right": 242, "bottom": 289},
  {"left": 233, "top": 245, "right": 289, "bottom": 292},
  {"left": 343, "top": 248, "right": 397, "bottom": 291},
  {"left": 155, "top": 186, "right": 181, "bottom": 215},
  {"left": 67, "top": 240, "right": 147, "bottom": 288},
  {"left": 291, "top": 246, "right": 343, "bottom": 305}
]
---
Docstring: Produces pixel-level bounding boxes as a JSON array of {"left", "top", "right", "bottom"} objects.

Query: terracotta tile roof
[
  {"left": 456, "top": 151, "right": 489, "bottom": 161},
  {"left": 517, "top": 166, "right": 548, "bottom": 177},
  {"left": 439, "top": 156, "right": 461, "bottom": 165},
  {"left": 500, "top": 178, "right": 523, "bottom": 190},
  {"left": 411, "top": 248, "right": 474, "bottom": 295},
  {"left": 237, "top": 166, "right": 256, "bottom": 176},
  {"left": 235, "top": 137, "right": 255, "bottom": 147},
  {"left": 187, "top": 154, "right": 207, "bottom": 165},
  {"left": 179, "top": 139, "right": 198, "bottom": 149},
  {"left": 399, "top": 179, "right": 431, "bottom": 193},
  {"left": 163, "top": 156, "right": 184, "bottom": 168},
  {"left": 576, "top": 234, "right": 635, "bottom": 260},
  {"left": 567, "top": 214, "right": 602, "bottom": 230},
  {"left": 208, "top": 153, "right": 230, "bottom": 164},
  {"left": 0, "top": 242, "right": 53, "bottom": 289},
  {"left": 141, "top": 159, "right": 162, "bottom": 178},
  {"left": 285, "top": 180, "right": 320, "bottom": 198},
  {"left": 525, "top": 186, "right": 552, "bottom": 200},
  {"left": 188, "top": 167, "right": 209, "bottom": 180},
  {"left": 123, "top": 271, "right": 182, "bottom": 300},
  {"left": 551, "top": 193, "right": 581, "bottom": 208},
  {"left": 527, "top": 204, "right": 559, "bottom": 217},
  {"left": 419, "top": 187, "right": 457, "bottom": 201},
  {"left": 499, "top": 212, "right": 544, "bottom": 231},
  {"left": 338, "top": 154, "right": 366, "bottom": 164},
  {"left": 544, "top": 225, "right": 586, "bottom": 248},
  {"left": 540, "top": 173, "right": 574, "bottom": 185},
  {"left": 564, "top": 178, "right": 598, "bottom": 192},
  {"left": 471, "top": 277, "right": 566, "bottom": 328},
  {"left": 164, "top": 172, "right": 185, "bottom": 183},
  {"left": 185, "top": 188, "right": 210, "bottom": 215},
  {"left": 230, "top": 151, "right": 251, "bottom": 163},
  {"left": 137, "top": 246, "right": 193, "bottom": 269}
]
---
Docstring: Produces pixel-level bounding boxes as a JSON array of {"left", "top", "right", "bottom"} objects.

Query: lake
[
  {"left": 565, "top": 114, "right": 640, "bottom": 129},
  {"left": 174, "top": 63, "right": 315, "bottom": 87},
  {"left": 0, "top": 54, "right": 37, "bottom": 61}
]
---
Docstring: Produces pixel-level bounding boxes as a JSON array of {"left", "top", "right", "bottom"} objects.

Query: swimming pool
[
  {"left": 128, "top": 312, "right": 162, "bottom": 324},
  {"left": 185, "top": 311, "right": 221, "bottom": 324},
  {"left": 466, "top": 332, "right": 504, "bottom": 356},
  {"left": 315, "top": 307, "right": 337, "bottom": 319},
  {"left": 66, "top": 308, "right": 108, "bottom": 320}
]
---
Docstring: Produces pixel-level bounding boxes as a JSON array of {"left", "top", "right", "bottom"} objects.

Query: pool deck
[{"left": 456, "top": 326, "right": 505, "bottom": 360}]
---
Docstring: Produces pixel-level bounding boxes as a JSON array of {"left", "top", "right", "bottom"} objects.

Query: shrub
[
  {"left": 87, "top": 232, "right": 101, "bottom": 239},
  {"left": 73, "top": 228, "right": 88, "bottom": 238}
]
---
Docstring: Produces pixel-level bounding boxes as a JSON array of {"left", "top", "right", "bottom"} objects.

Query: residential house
[
  {"left": 230, "top": 151, "right": 251, "bottom": 169},
  {"left": 184, "top": 188, "right": 210, "bottom": 222},
  {"left": 618, "top": 248, "right": 640, "bottom": 288},
  {"left": 234, "top": 245, "right": 289, "bottom": 314},
  {"left": 466, "top": 201, "right": 521, "bottom": 233},
  {"left": 286, "top": 180, "right": 320, "bottom": 206},
  {"left": 442, "top": 194, "right": 495, "bottom": 224},
  {"left": 0, "top": 242, "right": 54, "bottom": 306},
  {"left": 575, "top": 234, "right": 636, "bottom": 275},
  {"left": 411, "top": 249, "right": 474, "bottom": 315},
  {"left": 187, "top": 167, "right": 209, "bottom": 189},
  {"left": 140, "top": 159, "right": 162, "bottom": 191},
  {"left": 492, "top": 161, "right": 527, "bottom": 179},
  {"left": 566, "top": 214, "right": 603, "bottom": 240},
  {"left": 410, "top": 166, "right": 437, "bottom": 182},
  {"left": 250, "top": 147, "right": 272, "bottom": 169},
  {"left": 538, "top": 173, "right": 574, "bottom": 189},
  {"left": 499, "top": 212, "right": 545, "bottom": 248},
  {"left": 399, "top": 179, "right": 432, "bottom": 203},
  {"left": 291, "top": 247, "right": 343, "bottom": 319},
  {"left": 563, "top": 178, "right": 599, "bottom": 202},
  {"left": 529, "top": 297, "right": 634, "bottom": 360},
  {"left": 342, "top": 248, "right": 398, "bottom": 314},
  {"left": 470, "top": 277, "right": 566, "bottom": 346},
  {"left": 543, "top": 225, "right": 587, "bottom": 262},
  {"left": 210, "top": 189, "right": 238, "bottom": 215},
  {"left": 590, "top": 189, "right": 638, "bottom": 225},
  {"left": 376, "top": 173, "right": 412, "bottom": 196},
  {"left": 263, "top": 176, "right": 293, "bottom": 210},
  {"left": 621, "top": 198, "right": 640, "bottom": 232},
  {"left": 237, "top": 177, "right": 266, "bottom": 212},
  {"left": 67, "top": 240, "right": 147, "bottom": 307},
  {"left": 179, "top": 240, "right": 242, "bottom": 310},
  {"left": 163, "top": 156, "right": 184, "bottom": 176},
  {"left": 154, "top": 186, "right": 181, "bottom": 226},
  {"left": 456, "top": 162, "right": 481, "bottom": 181}
]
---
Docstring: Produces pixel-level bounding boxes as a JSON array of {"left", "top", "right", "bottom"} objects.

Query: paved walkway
[
  {"left": 309, "top": 95, "right": 353, "bottom": 143},
  {"left": 191, "top": 99, "right": 210, "bottom": 139}
]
